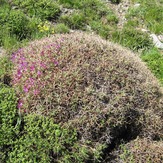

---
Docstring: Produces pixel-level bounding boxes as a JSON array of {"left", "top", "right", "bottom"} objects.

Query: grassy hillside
[{"left": 0, "top": 0, "right": 163, "bottom": 162}]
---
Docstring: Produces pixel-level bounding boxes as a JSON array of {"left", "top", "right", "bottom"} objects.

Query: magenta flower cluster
[{"left": 12, "top": 40, "right": 62, "bottom": 112}]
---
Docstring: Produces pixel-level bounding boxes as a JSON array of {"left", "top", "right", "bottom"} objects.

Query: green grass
[
  {"left": 111, "top": 27, "right": 153, "bottom": 52},
  {"left": 141, "top": 48, "right": 163, "bottom": 85},
  {"left": 0, "top": 56, "right": 13, "bottom": 84},
  {"left": 0, "top": 0, "right": 118, "bottom": 51},
  {"left": 0, "top": 2, "right": 38, "bottom": 50},
  {"left": 59, "top": 12, "right": 86, "bottom": 30},
  {"left": 126, "top": 0, "right": 163, "bottom": 34},
  {"left": 12, "top": 0, "right": 61, "bottom": 20},
  {"left": 53, "top": 23, "right": 70, "bottom": 33},
  {"left": 58, "top": 0, "right": 118, "bottom": 38}
]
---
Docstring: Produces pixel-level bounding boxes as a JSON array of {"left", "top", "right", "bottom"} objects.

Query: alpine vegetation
[{"left": 10, "top": 32, "right": 163, "bottom": 162}]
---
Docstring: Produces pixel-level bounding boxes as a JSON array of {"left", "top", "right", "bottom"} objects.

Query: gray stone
[
  {"left": 134, "top": 3, "right": 140, "bottom": 8},
  {"left": 0, "top": 47, "right": 6, "bottom": 58},
  {"left": 150, "top": 34, "right": 163, "bottom": 49},
  {"left": 158, "top": 35, "right": 163, "bottom": 42}
]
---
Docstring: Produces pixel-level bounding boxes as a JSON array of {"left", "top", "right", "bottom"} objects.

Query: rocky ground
[
  {"left": 103, "top": 0, "right": 132, "bottom": 28},
  {"left": 103, "top": 0, "right": 163, "bottom": 49}
]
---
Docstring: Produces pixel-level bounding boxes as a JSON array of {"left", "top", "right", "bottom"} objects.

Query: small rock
[
  {"left": 0, "top": 47, "right": 6, "bottom": 58},
  {"left": 12, "top": 6, "right": 19, "bottom": 10},
  {"left": 150, "top": 34, "right": 163, "bottom": 49},
  {"left": 141, "top": 28, "right": 150, "bottom": 33},
  {"left": 134, "top": 3, "right": 140, "bottom": 8},
  {"left": 158, "top": 35, "right": 163, "bottom": 42}
]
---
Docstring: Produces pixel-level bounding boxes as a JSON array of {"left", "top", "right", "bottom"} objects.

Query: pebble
[
  {"left": 158, "top": 35, "right": 163, "bottom": 42},
  {"left": 134, "top": 3, "right": 140, "bottom": 8},
  {"left": 0, "top": 47, "right": 6, "bottom": 58},
  {"left": 150, "top": 34, "right": 163, "bottom": 49}
]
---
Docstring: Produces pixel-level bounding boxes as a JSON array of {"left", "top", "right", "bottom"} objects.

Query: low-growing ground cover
[
  {"left": 126, "top": 0, "right": 163, "bottom": 34},
  {"left": 141, "top": 48, "right": 163, "bottom": 85},
  {"left": 0, "top": 0, "right": 118, "bottom": 50}
]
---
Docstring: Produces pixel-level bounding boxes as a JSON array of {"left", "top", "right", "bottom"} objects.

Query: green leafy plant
[
  {"left": 12, "top": 0, "right": 61, "bottom": 20},
  {"left": 53, "top": 23, "right": 70, "bottom": 34},
  {"left": 112, "top": 28, "right": 153, "bottom": 51},
  {"left": 126, "top": 0, "right": 163, "bottom": 34},
  {"left": 0, "top": 84, "right": 102, "bottom": 162},
  {"left": 0, "top": 57, "right": 11, "bottom": 85},
  {"left": 60, "top": 12, "right": 86, "bottom": 29},
  {"left": 8, "top": 115, "right": 80, "bottom": 163},
  {"left": 0, "top": 84, "right": 20, "bottom": 162}
]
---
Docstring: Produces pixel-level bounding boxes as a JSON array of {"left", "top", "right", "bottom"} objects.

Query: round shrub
[
  {"left": 118, "top": 138, "right": 163, "bottom": 163},
  {"left": 12, "top": 32, "right": 163, "bottom": 155}
]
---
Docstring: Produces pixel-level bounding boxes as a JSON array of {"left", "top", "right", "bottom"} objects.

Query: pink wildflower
[
  {"left": 41, "top": 51, "right": 44, "bottom": 56},
  {"left": 29, "top": 78, "right": 34, "bottom": 84},
  {"left": 33, "top": 89, "right": 40, "bottom": 96},
  {"left": 53, "top": 60, "right": 59, "bottom": 65},
  {"left": 56, "top": 44, "right": 61, "bottom": 50},
  {"left": 37, "top": 70, "right": 42, "bottom": 76},
  {"left": 30, "top": 65, "right": 35, "bottom": 71},
  {"left": 17, "top": 69, "right": 22, "bottom": 76},
  {"left": 40, "top": 62, "right": 47, "bottom": 69},
  {"left": 18, "top": 100, "right": 23, "bottom": 109},
  {"left": 23, "top": 86, "right": 29, "bottom": 93}
]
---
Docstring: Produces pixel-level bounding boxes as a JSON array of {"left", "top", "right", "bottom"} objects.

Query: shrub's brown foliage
[
  {"left": 12, "top": 32, "right": 163, "bottom": 151},
  {"left": 118, "top": 138, "right": 163, "bottom": 163}
]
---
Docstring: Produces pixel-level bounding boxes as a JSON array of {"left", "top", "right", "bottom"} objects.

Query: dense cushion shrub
[
  {"left": 116, "top": 138, "right": 163, "bottom": 163},
  {"left": 11, "top": 32, "right": 163, "bottom": 161},
  {"left": 0, "top": 84, "right": 19, "bottom": 162}
]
